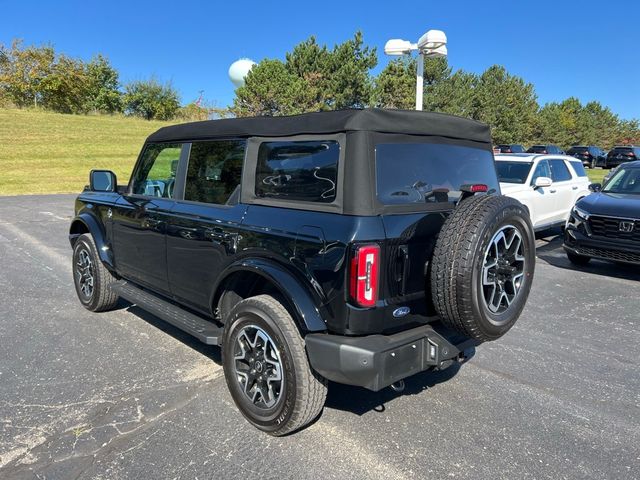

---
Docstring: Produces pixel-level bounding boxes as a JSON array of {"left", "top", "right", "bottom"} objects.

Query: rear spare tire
[{"left": 430, "top": 195, "right": 535, "bottom": 342}]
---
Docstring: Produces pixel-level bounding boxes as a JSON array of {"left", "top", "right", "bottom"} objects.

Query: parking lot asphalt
[{"left": 0, "top": 194, "right": 638, "bottom": 480}]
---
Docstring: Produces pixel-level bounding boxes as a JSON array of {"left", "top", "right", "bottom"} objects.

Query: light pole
[{"left": 384, "top": 30, "right": 448, "bottom": 111}]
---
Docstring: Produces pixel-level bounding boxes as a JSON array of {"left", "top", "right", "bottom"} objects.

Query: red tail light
[{"left": 349, "top": 245, "right": 380, "bottom": 307}]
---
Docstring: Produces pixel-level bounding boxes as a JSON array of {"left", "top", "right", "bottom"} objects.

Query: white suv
[{"left": 495, "top": 154, "right": 591, "bottom": 231}]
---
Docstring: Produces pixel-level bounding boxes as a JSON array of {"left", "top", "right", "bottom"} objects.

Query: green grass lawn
[
  {"left": 0, "top": 108, "right": 177, "bottom": 195},
  {"left": 587, "top": 168, "right": 608, "bottom": 185}
]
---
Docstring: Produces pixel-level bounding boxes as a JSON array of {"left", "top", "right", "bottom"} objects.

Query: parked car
[
  {"left": 564, "top": 161, "right": 640, "bottom": 265},
  {"left": 495, "top": 153, "right": 591, "bottom": 231},
  {"left": 496, "top": 144, "right": 526, "bottom": 153},
  {"left": 526, "top": 144, "right": 564, "bottom": 154},
  {"left": 566, "top": 145, "right": 607, "bottom": 168},
  {"left": 69, "top": 109, "right": 536, "bottom": 435},
  {"left": 604, "top": 145, "right": 640, "bottom": 168}
]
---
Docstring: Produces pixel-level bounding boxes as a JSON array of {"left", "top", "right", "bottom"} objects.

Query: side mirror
[
  {"left": 589, "top": 183, "right": 602, "bottom": 192},
  {"left": 90, "top": 170, "right": 117, "bottom": 192},
  {"left": 533, "top": 176, "right": 553, "bottom": 188}
]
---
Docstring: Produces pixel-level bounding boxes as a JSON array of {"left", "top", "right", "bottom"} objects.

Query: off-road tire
[
  {"left": 567, "top": 250, "right": 591, "bottom": 266},
  {"left": 430, "top": 195, "right": 535, "bottom": 342},
  {"left": 222, "top": 295, "right": 327, "bottom": 436},
  {"left": 72, "top": 233, "right": 119, "bottom": 312}
]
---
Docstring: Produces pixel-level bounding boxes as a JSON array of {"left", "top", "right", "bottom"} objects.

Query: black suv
[
  {"left": 527, "top": 144, "right": 564, "bottom": 154},
  {"left": 69, "top": 109, "right": 535, "bottom": 435},
  {"left": 496, "top": 144, "right": 526, "bottom": 153},
  {"left": 566, "top": 145, "right": 606, "bottom": 168},
  {"left": 605, "top": 145, "right": 640, "bottom": 168},
  {"left": 564, "top": 161, "right": 640, "bottom": 265}
]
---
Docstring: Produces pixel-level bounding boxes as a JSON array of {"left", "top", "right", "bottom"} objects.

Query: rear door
[
  {"left": 166, "top": 139, "right": 247, "bottom": 312},
  {"left": 112, "top": 143, "right": 184, "bottom": 294},
  {"left": 548, "top": 158, "right": 575, "bottom": 222}
]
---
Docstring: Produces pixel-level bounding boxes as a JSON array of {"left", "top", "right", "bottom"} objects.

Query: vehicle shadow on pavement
[
  {"left": 122, "top": 302, "right": 222, "bottom": 364},
  {"left": 324, "top": 364, "right": 463, "bottom": 416},
  {"left": 535, "top": 236, "right": 640, "bottom": 282}
]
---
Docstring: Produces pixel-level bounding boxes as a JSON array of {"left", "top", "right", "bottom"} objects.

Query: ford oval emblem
[{"left": 393, "top": 306, "right": 410, "bottom": 318}]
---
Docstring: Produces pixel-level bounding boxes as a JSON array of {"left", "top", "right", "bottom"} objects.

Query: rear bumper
[{"left": 305, "top": 324, "right": 477, "bottom": 391}]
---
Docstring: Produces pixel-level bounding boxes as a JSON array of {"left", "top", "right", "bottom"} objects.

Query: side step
[{"left": 112, "top": 281, "right": 223, "bottom": 345}]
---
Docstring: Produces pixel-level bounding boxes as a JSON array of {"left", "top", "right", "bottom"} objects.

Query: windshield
[
  {"left": 602, "top": 167, "right": 640, "bottom": 194},
  {"left": 375, "top": 143, "right": 499, "bottom": 206},
  {"left": 495, "top": 161, "right": 533, "bottom": 184}
]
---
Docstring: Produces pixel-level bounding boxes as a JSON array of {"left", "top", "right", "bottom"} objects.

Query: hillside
[
  {"left": 0, "top": 108, "right": 607, "bottom": 196},
  {"left": 0, "top": 109, "right": 176, "bottom": 195}
]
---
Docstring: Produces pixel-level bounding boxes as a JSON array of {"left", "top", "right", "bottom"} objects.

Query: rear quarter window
[
  {"left": 569, "top": 161, "right": 588, "bottom": 177},
  {"left": 255, "top": 140, "right": 339, "bottom": 203}
]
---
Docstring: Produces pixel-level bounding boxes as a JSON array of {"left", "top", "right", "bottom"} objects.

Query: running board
[{"left": 112, "top": 281, "right": 223, "bottom": 345}]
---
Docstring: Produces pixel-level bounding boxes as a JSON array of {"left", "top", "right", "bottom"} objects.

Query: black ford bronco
[{"left": 70, "top": 109, "right": 535, "bottom": 435}]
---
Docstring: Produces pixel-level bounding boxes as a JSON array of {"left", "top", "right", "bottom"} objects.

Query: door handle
[
  {"left": 205, "top": 228, "right": 240, "bottom": 252},
  {"left": 572, "top": 186, "right": 578, "bottom": 190},
  {"left": 143, "top": 218, "right": 164, "bottom": 229},
  {"left": 549, "top": 189, "right": 557, "bottom": 193}
]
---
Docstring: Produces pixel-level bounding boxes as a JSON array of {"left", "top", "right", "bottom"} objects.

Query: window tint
[
  {"left": 531, "top": 160, "right": 551, "bottom": 183},
  {"left": 375, "top": 143, "right": 499, "bottom": 205},
  {"left": 569, "top": 161, "right": 588, "bottom": 177},
  {"left": 549, "top": 159, "right": 572, "bottom": 182},
  {"left": 495, "top": 161, "right": 532, "bottom": 184},
  {"left": 185, "top": 140, "right": 246, "bottom": 205},
  {"left": 255, "top": 140, "right": 339, "bottom": 203},
  {"left": 131, "top": 143, "right": 182, "bottom": 197}
]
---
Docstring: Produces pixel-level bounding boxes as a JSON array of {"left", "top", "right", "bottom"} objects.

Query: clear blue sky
[{"left": 2, "top": 0, "right": 639, "bottom": 119}]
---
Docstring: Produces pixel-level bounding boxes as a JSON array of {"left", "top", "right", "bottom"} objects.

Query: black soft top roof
[{"left": 147, "top": 108, "right": 491, "bottom": 144}]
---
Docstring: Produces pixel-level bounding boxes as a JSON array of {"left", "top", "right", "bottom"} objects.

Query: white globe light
[{"left": 228, "top": 58, "right": 256, "bottom": 88}]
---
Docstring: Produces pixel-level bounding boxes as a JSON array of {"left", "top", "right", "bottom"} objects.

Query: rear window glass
[
  {"left": 569, "top": 161, "right": 588, "bottom": 177},
  {"left": 567, "top": 147, "right": 588, "bottom": 154},
  {"left": 185, "top": 140, "right": 246, "bottom": 205},
  {"left": 610, "top": 147, "right": 633, "bottom": 154},
  {"left": 255, "top": 140, "right": 339, "bottom": 203},
  {"left": 375, "top": 143, "right": 499, "bottom": 205}
]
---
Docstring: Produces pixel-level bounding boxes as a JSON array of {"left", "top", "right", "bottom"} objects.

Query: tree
[
  {"left": 84, "top": 55, "right": 122, "bottom": 113},
  {"left": 374, "top": 57, "right": 416, "bottom": 109},
  {"left": 0, "top": 39, "right": 55, "bottom": 108},
  {"left": 232, "top": 32, "right": 377, "bottom": 116},
  {"left": 123, "top": 79, "right": 179, "bottom": 120},
  {"left": 39, "top": 54, "right": 89, "bottom": 114},
  {"left": 471, "top": 65, "right": 539, "bottom": 144}
]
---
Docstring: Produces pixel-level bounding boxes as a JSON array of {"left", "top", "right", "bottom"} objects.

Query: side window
[
  {"left": 185, "top": 140, "right": 246, "bottom": 205},
  {"left": 131, "top": 143, "right": 182, "bottom": 197},
  {"left": 255, "top": 140, "right": 339, "bottom": 203},
  {"left": 531, "top": 160, "right": 551, "bottom": 183},
  {"left": 569, "top": 161, "right": 588, "bottom": 177},
  {"left": 549, "top": 159, "right": 572, "bottom": 182}
]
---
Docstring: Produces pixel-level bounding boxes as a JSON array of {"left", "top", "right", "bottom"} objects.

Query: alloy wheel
[{"left": 481, "top": 225, "right": 526, "bottom": 316}]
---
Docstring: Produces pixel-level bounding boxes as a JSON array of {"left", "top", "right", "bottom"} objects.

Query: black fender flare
[
  {"left": 69, "top": 213, "right": 114, "bottom": 269},
  {"left": 213, "top": 258, "right": 327, "bottom": 333}
]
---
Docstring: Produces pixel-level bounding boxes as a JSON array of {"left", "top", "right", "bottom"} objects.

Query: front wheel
[
  {"left": 72, "top": 234, "right": 119, "bottom": 312},
  {"left": 222, "top": 295, "right": 327, "bottom": 436}
]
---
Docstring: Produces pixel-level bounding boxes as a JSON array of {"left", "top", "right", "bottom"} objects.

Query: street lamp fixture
[{"left": 383, "top": 29, "right": 448, "bottom": 110}]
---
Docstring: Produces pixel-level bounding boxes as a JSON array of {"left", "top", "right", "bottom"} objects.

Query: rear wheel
[
  {"left": 567, "top": 251, "right": 591, "bottom": 266},
  {"left": 430, "top": 195, "right": 535, "bottom": 342},
  {"left": 222, "top": 295, "right": 327, "bottom": 436},
  {"left": 72, "top": 234, "right": 119, "bottom": 312}
]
